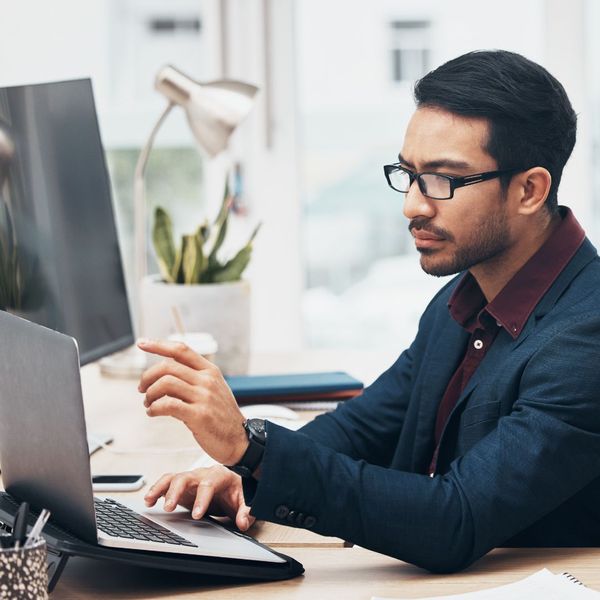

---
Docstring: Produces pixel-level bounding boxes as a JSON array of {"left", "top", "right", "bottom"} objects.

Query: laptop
[{"left": 0, "top": 310, "right": 284, "bottom": 565}]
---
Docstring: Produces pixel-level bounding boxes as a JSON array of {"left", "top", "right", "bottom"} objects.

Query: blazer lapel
[
  {"left": 440, "top": 240, "right": 597, "bottom": 440},
  {"left": 408, "top": 318, "right": 468, "bottom": 470}
]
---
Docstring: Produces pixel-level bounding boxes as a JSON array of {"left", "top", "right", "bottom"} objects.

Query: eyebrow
[{"left": 397, "top": 152, "right": 472, "bottom": 171}]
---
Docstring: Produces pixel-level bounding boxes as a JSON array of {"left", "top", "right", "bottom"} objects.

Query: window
[{"left": 390, "top": 21, "right": 430, "bottom": 83}]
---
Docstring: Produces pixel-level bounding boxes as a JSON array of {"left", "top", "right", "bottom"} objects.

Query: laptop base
[{"left": 0, "top": 493, "right": 304, "bottom": 593}]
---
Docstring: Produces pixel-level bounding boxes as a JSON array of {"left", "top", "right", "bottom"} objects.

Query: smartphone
[{"left": 92, "top": 475, "right": 145, "bottom": 492}]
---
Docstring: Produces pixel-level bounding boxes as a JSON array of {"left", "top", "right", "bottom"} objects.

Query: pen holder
[{"left": 0, "top": 534, "right": 48, "bottom": 599}]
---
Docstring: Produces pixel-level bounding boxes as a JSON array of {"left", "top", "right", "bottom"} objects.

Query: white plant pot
[{"left": 140, "top": 275, "right": 251, "bottom": 375}]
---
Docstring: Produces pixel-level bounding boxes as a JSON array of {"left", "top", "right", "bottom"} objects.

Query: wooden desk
[{"left": 52, "top": 546, "right": 600, "bottom": 599}]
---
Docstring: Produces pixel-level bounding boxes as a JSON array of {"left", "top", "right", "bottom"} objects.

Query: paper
[{"left": 372, "top": 569, "right": 600, "bottom": 600}]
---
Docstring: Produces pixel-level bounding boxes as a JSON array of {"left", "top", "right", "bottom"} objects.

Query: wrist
[
  {"left": 231, "top": 435, "right": 250, "bottom": 466},
  {"left": 227, "top": 419, "right": 267, "bottom": 479}
]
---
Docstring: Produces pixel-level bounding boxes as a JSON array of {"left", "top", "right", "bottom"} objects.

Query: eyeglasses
[{"left": 383, "top": 163, "right": 525, "bottom": 200}]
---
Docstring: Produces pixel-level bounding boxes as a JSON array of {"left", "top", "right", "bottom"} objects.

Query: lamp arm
[{"left": 133, "top": 101, "right": 173, "bottom": 335}]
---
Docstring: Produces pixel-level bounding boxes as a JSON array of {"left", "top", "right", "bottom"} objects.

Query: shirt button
[
  {"left": 286, "top": 510, "right": 298, "bottom": 525},
  {"left": 275, "top": 505, "right": 290, "bottom": 519},
  {"left": 474, "top": 339, "right": 484, "bottom": 350}
]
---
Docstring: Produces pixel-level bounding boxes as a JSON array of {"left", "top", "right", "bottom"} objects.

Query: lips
[
  {"left": 411, "top": 228, "right": 445, "bottom": 250},
  {"left": 412, "top": 229, "right": 444, "bottom": 241}
]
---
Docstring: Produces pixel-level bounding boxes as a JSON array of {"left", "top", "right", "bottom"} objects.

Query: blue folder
[{"left": 225, "top": 371, "right": 363, "bottom": 404}]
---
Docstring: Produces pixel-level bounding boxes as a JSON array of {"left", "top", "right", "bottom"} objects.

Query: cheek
[{"left": 439, "top": 188, "right": 503, "bottom": 241}]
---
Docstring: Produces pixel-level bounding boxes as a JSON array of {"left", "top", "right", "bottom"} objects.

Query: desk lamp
[
  {"left": 133, "top": 65, "right": 258, "bottom": 333},
  {"left": 101, "top": 67, "right": 257, "bottom": 377}
]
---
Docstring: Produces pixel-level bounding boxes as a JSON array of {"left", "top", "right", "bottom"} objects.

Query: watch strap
[{"left": 228, "top": 419, "right": 266, "bottom": 478}]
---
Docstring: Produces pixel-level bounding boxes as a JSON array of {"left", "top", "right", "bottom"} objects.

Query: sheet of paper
[{"left": 372, "top": 569, "right": 600, "bottom": 600}]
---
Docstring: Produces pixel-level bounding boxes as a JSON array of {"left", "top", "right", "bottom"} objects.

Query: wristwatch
[{"left": 227, "top": 418, "right": 267, "bottom": 479}]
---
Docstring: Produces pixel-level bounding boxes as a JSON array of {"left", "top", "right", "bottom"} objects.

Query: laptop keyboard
[{"left": 94, "top": 498, "right": 197, "bottom": 547}]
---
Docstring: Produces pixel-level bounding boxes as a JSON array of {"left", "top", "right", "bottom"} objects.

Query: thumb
[{"left": 235, "top": 505, "right": 255, "bottom": 531}]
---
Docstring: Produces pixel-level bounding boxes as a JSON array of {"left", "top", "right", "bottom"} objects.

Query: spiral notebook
[{"left": 373, "top": 568, "right": 600, "bottom": 599}]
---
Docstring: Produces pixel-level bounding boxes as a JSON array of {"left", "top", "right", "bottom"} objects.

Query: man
[{"left": 137, "top": 50, "right": 600, "bottom": 573}]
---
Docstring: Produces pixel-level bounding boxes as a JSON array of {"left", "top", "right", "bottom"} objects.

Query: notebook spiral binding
[{"left": 562, "top": 572, "right": 585, "bottom": 586}]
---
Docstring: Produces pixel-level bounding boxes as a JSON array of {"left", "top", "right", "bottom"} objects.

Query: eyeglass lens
[{"left": 388, "top": 168, "right": 451, "bottom": 199}]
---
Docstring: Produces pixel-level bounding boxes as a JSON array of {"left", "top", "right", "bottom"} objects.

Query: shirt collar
[{"left": 448, "top": 207, "right": 586, "bottom": 339}]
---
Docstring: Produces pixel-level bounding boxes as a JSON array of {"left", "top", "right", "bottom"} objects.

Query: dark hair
[{"left": 413, "top": 50, "right": 577, "bottom": 213}]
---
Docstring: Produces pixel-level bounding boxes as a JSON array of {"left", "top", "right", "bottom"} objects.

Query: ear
[{"left": 512, "top": 167, "right": 552, "bottom": 216}]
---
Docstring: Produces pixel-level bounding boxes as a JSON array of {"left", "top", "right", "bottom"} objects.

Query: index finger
[
  {"left": 144, "top": 472, "right": 176, "bottom": 506},
  {"left": 137, "top": 338, "right": 212, "bottom": 371}
]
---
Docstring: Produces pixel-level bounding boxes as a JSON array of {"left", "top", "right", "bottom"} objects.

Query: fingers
[
  {"left": 144, "top": 472, "right": 176, "bottom": 507},
  {"left": 192, "top": 480, "right": 218, "bottom": 519},
  {"left": 161, "top": 472, "right": 196, "bottom": 511},
  {"left": 138, "top": 339, "right": 214, "bottom": 371},
  {"left": 145, "top": 396, "right": 193, "bottom": 421},
  {"left": 143, "top": 374, "right": 199, "bottom": 408},
  {"left": 145, "top": 471, "right": 212, "bottom": 513},
  {"left": 190, "top": 466, "right": 232, "bottom": 520},
  {"left": 138, "top": 360, "right": 201, "bottom": 393},
  {"left": 235, "top": 504, "right": 256, "bottom": 531},
  {"left": 143, "top": 467, "right": 246, "bottom": 527}
]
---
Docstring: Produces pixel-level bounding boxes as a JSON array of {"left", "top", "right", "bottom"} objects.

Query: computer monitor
[{"left": 0, "top": 78, "right": 133, "bottom": 365}]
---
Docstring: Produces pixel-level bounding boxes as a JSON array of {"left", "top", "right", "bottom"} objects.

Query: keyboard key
[{"left": 94, "top": 498, "right": 197, "bottom": 547}]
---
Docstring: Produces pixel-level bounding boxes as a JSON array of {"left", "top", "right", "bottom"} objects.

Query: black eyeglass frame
[{"left": 383, "top": 164, "right": 526, "bottom": 200}]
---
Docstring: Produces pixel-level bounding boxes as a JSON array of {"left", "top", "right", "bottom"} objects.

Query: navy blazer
[{"left": 247, "top": 238, "right": 600, "bottom": 572}]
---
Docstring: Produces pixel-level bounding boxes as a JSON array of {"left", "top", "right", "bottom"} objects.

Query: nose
[{"left": 402, "top": 179, "right": 436, "bottom": 221}]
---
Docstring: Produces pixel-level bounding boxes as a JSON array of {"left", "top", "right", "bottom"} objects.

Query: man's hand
[
  {"left": 144, "top": 465, "right": 255, "bottom": 531},
  {"left": 137, "top": 339, "right": 249, "bottom": 466}
]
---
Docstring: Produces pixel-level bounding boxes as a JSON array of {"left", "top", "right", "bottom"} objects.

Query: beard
[{"left": 412, "top": 210, "right": 511, "bottom": 277}]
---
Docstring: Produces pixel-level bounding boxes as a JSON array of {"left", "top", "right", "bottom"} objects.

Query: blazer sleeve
[{"left": 247, "top": 315, "right": 600, "bottom": 573}]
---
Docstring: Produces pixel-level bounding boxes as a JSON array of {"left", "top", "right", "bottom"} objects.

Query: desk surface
[{"left": 53, "top": 547, "right": 600, "bottom": 599}]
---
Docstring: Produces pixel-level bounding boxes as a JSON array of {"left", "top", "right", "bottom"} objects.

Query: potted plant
[{"left": 140, "top": 181, "right": 260, "bottom": 375}]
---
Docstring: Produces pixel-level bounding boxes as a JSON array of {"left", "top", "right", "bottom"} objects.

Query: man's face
[{"left": 400, "top": 107, "right": 512, "bottom": 277}]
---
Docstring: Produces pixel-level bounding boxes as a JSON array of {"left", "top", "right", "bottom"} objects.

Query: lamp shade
[{"left": 155, "top": 65, "right": 259, "bottom": 157}]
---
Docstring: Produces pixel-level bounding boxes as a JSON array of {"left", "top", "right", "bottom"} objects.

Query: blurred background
[{"left": 0, "top": 0, "right": 597, "bottom": 363}]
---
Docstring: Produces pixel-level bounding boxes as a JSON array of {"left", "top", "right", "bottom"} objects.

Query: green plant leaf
[
  {"left": 172, "top": 244, "right": 184, "bottom": 284},
  {"left": 211, "top": 247, "right": 252, "bottom": 283},
  {"left": 152, "top": 207, "right": 177, "bottom": 283},
  {"left": 199, "top": 220, "right": 210, "bottom": 243},
  {"left": 209, "top": 223, "right": 261, "bottom": 283},
  {"left": 194, "top": 228, "right": 208, "bottom": 281},
  {"left": 206, "top": 179, "right": 232, "bottom": 268},
  {"left": 181, "top": 233, "right": 207, "bottom": 284},
  {"left": 150, "top": 174, "right": 261, "bottom": 285}
]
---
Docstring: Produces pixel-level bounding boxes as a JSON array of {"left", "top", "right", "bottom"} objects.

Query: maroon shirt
[{"left": 428, "top": 207, "right": 585, "bottom": 474}]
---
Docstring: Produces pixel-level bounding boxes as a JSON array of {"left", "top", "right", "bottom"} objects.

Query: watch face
[
  {"left": 247, "top": 418, "right": 267, "bottom": 439},
  {"left": 247, "top": 418, "right": 265, "bottom": 433}
]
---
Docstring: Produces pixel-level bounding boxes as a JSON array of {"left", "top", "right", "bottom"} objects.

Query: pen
[
  {"left": 11, "top": 502, "right": 29, "bottom": 549},
  {"left": 24, "top": 509, "right": 50, "bottom": 548}
]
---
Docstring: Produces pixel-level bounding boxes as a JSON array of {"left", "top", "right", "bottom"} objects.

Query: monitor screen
[{"left": 0, "top": 78, "right": 133, "bottom": 365}]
